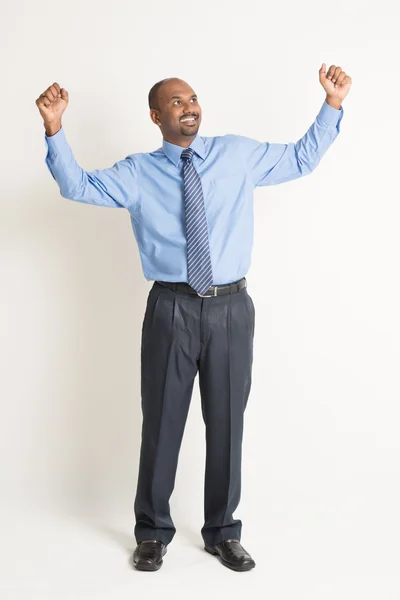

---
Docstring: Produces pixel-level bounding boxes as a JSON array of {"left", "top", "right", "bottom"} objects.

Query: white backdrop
[{"left": 1, "top": 0, "right": 400, "bottom": 597}]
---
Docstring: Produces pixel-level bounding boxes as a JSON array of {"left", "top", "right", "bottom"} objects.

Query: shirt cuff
[
  {"left": 317, "top": 99, "right": 344, "bottom": 127},
  {"left": 44, "top": 126, "right": 69, "bottom": 157}
]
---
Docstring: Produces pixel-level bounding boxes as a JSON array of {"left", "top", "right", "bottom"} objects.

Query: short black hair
[{"left": 148, "top": 78, "right": 170, "bottom": 110}]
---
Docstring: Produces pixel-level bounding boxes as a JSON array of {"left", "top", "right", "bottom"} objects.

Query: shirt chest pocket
[{"left": 205, "top": 173, "right": 246, "bottom": 207}]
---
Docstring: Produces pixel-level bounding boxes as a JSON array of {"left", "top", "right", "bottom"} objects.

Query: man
[{"left": 35, "top": 63, "right": 352, "bottom": 572}]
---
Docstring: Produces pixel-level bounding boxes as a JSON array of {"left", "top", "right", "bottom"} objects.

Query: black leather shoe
[
  {"left": 204, "top": 539, "right": 256, "bottom": 571},
  {"left": 133, "top": 540, "right": 167, "bottom": 571}
]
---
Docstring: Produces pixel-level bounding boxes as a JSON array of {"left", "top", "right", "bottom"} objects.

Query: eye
[{"left": 173, "top": 97, "right": 197, "bottom": 105}]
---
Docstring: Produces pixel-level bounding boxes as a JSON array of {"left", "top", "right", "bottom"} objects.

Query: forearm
[
  {"left": 44, "top": 125, "right": 87, "bottom": 199},
  {"left": 244, "top": 96, "right": 344, "bottom": 187},
  {"left": 43, "top": 126, "right": 134, "bottom": 208},
  {"left": 44, "top": 119, "right": 62, "bottom": 137},
  {"left": 325, "top": 95, "right": 342, "bottom": 111},
  {"left": 292, "top": 99, "right": 343, "bottom": 175}
]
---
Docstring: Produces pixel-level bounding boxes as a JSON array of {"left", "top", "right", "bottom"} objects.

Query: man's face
[{"left": 150, "top": 79, "right": 202, "bottom": 145}]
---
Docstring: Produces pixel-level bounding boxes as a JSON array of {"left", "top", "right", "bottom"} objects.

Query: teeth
[{"left": 181, "top": 117, "right": 196, "bottom": 122}]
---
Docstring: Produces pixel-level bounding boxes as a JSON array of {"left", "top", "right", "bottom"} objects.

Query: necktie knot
[{"left": 181, "top": 147, "right": 195, "bottom": 163}]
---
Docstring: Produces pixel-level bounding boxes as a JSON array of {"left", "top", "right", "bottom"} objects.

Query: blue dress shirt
[{"left": 44, "top": 99, "right": 343, "bottom": 284}]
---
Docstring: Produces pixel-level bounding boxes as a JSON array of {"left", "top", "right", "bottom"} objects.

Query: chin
[{"left": 181, "top": 126, "right": 200, "bottom": 136}]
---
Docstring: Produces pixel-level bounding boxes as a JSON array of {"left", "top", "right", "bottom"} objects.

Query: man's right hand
[{"left": 36, "top": 82, "right": 69, "bottom": 135}]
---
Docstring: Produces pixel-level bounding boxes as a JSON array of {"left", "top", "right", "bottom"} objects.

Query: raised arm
[
  {"left": 241, "top": 63, "right": 352, "bottom": 187},
  {"left": 36, "top": 82, "right": 137, "bottom": 209}
]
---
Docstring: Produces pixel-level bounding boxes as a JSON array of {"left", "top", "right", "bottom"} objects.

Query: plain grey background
[{"left": 1, "top": 0, "right": 399, "bottom": 597}]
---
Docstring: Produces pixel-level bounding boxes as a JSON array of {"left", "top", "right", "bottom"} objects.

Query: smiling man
[
  {"left": 148, "top": 78, "right": 202, "bottom": 144},
  {"left": 36, "top": 64, "right": 352, "bottom": 572}
]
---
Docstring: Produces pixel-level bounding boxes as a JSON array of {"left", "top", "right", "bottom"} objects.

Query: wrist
[
  {"left": 44, "top": 120, "right": 62, "bottom": 136},
  {"left": 325, "top": 95, "right": 342, "bottom": 110}
]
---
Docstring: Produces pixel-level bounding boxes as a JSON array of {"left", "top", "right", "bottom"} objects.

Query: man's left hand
[{"left": 319, "top": 63, "right": 352, "bottom": 104}]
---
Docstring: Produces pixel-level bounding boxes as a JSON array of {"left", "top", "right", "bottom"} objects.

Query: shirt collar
[{"left": 162, "top": 134, "right": 206, "bottom": 167}]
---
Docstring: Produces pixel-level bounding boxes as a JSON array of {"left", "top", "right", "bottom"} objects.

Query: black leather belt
[{"left": 155, "top": 277, "right": 247, "bottom": 297}]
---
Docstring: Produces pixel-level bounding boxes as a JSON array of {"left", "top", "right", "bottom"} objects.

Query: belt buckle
[{"left": 197, "top": 286, "right": 217, "bottom": 298}]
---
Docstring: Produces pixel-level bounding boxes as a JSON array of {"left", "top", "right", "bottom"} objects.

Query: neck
[{"left": 163, "top": 134, "right": 197, "bottom": 147}]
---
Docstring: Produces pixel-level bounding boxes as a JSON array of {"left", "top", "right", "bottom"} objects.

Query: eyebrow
[{"left": 169, "top": 94, "right": 197, "bottom": 102}]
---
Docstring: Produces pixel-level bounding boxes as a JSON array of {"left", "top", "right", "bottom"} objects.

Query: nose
[{"left": 182, "top": 101, "right": 195, "bottom": 113}]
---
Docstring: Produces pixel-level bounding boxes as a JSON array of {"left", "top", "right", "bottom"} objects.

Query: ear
[{"left": 149, "top": 109, "right": 161, "bottom": 125}]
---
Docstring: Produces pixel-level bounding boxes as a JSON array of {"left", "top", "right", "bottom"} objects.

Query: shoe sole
[
  {"left": 204, "top": 545, "right": 256, "bottom": 571},
  {"left": 133, "top": 547, "right": 167, "bottom": 571}
]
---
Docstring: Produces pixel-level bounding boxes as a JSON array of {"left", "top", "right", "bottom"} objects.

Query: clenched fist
[
  {"left": 35, "top": 82, "right": 69, "bottom": 129},
  {"left": 319, "top": 64, "right": 352, "bottom": 103}
]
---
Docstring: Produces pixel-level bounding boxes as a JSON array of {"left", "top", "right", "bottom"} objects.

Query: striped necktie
[{"left": 181, "top": 147, "right": 213, "bottom": 295}]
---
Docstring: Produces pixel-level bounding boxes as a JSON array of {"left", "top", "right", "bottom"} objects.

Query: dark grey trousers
[{"left": 133, "top": 279, "right": 255, "bottom": 547}]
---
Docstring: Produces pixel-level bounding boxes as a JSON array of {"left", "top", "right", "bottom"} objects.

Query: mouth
[{"left": 180, "top": 115, "right": 198, "bottom": 125}]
